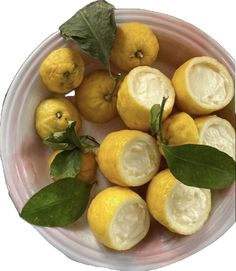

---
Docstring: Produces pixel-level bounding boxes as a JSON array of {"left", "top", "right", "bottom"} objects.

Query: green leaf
[
  {"left": 59, "top": 0, "right": 116, "bottom": 72},
  {"left": 78, "top": 135, "right": 100, "bottom": 152},
  {"left": 20, "top": 179, "right": 92, "bottom": 227},
  {"left": 50, "top": 149, "right": 81, "bottom": 181},
  {"left": 150, "top": 97, "right": 168, "bottom": 142},
  {"left": 43, "top": 131, "right": 75, "bottom": 150},
  {"left": 162, "top": 144, "right": 236, "bottom": 189},
  {"left": 150, "top": 104, "right": 161, "bottom": 136}
]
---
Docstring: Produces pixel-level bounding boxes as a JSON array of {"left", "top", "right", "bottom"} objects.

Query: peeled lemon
[
  {"left": 163, "top": 112, "right": 199, "bottom": 146},
  {"left": 172, "top": 56, "right": 234, "bottom": 115},
  {"left": 76, "top": 70, "right": 118, "bottom": 123},
  {"left": 97, "top": 130, "right": 161, "bottom": 187},
  {"left": 39, "top": 48, "right": 84, "bottom": 94},
  {"left": 195, "top": 115, "right": 235, "bottom": 159},
  {"left": 48, "top": 150, "right": 97, "bottom": 183},
  {"left": 147, "top": 169, "right": 211, "bottom": 235},
  {"left": 88, "top": 186, "right": 150, "bottom": 250},
  {"left": 35, "top": 98, "right": 81, "bottom": 139},
  {"left": 117, "top": 66, "right": 175, "bottom": 131},
  {"left": 110, "top": 22, "right": 159, "bottom": 71}
]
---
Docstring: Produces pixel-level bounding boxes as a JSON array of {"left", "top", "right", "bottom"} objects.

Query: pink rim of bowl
[{"left": 0, "top": 9, "right": 235, "bottom": 271}]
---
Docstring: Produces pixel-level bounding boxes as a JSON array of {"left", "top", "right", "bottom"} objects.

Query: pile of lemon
[{"left": 35, "top": 22, "right": 235, "bottom": 251}]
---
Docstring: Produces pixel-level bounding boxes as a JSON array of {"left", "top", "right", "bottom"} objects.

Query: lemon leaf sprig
[
  {"left": 44, "top": 121, "right": 99, "bottom": 181},
  {"left": 59, "top": 0, "right": 116, "bottom": 75},
  {"left": 150, "top": 98, "right": 236, "bottom": 190},
  {"left": 20, "top": 178, "right": 92, "bottom": 227}
]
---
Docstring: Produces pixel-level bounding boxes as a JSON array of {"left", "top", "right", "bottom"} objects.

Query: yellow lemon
[
  {"left": 76, "top": 70, "right": 118, "bottom": 123},
  {"left": 87, "top": 186, "right": 150, "bottom": 250},
  {"left": 172, "top": 56, "right": 234, "bottom": 115},
  {"left": 162, "top": 112, "right": 199, "bottom": 146},
  {"left": 195, "top": 115, "right": 235, "bottom": 159},
  {"left": 48, "top": 150, "right": 97, "bottom": 183},
  {"left": 110, "top": 22, "right": 159, "bottom": 71},
  {"left": 40, "top": 48, "right": 84, "bottom": 94},
  {"left": 146, "top": 169, "right": 211, "bottom": 235},
  {"left": 35, "top": 97, "right": 81, "bottom": 139},
  {"left": 97, "top": 130, "right": 161, "bottom": 187},
  {"left": 117, "top": 66, "right": 175, "bottom": 131}
]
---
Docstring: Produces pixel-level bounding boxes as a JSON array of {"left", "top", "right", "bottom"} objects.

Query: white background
[{"left": 0, "top": 0, "right": 235, "bottom": 270}]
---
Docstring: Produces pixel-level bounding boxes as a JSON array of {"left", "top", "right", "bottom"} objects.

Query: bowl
[{"left": 0, "top": 9, "right": 235, "bottom": 271}]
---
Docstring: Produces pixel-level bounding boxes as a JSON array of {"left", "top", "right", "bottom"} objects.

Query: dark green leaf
[
  {"left": 50, "top": 149, "right": 81, "bottom": 180},
  {"left": 43, "top": 131, "right": 75, "bottom": 150},
  {"left": 150, "top": 97, "right": 168, "bottom": 142},
  {"left": 20, "top": 179, "right": 92, "bottom": 227},
  {"left": 150, "top": 104, "right": 161, "bottom": 136},
  {"left": 162, "top": 144, "right": 236, "bottom": 189},
  {"left": 59, "top": 0, "right": 116, "bottom": 71}
]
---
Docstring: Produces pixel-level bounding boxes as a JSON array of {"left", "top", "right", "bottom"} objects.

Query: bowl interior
[{"left": 1, "top": 9, "right": 235, "bottom": 271}]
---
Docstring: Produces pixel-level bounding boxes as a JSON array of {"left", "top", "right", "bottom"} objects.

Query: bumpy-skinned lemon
[
  {"left": 76, "top": 70, "right": 118, "bottom": 123},
  {"left": 110, "top": 22, "right": 159, "bottom": 71},
  {"left": 35, "top": 98, "right": 81, "bottom": 139},
  {"left": 195, "top": 115, "right": 235, "bottom": 159},
  {"left": 117, "top": 66, "right": 175, "bottom": 131},
  {"left": 97, "top": 130, "right": 161, "bottom": 187},
  {"left": 40, "top": 48, "right": 84, "bottom": 94},
  {"left": 87, "top": 186, "right": 150, "bottom": 250},
  {"left": 146, "top": 169, "right": 211, "bottom": 235},
  {"left": 172, "top": 56, "right": 234, "bottom": 115},
  {"left": 48, "top": 150, "right": 97, "bottom": 183},
  {"left": 163, "top": 112, "right": 199, "bottom": 146}
]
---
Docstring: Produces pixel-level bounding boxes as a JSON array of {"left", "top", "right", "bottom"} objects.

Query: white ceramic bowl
[{"left": 0, "top": 9, "right": 235, "bottom": 271}]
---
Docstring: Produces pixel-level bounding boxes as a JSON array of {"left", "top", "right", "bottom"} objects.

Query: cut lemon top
[
  {"left": 117, "top": 66, "right": 175, "bottom": 131},
  {"left": 147, "top": 169, "right": 211, "bottom": 235},
  {"left": 172, "top": 56, "right": 234, "bottom": 115},
  {"left": 97, "top": 130, "right": 161, "bottom": 186},
  {"left": 88, "top": 186, "right": 150, "bottom": 250},
  {"left": 195, "top": 115, "right": 235, "bottom": 160}
]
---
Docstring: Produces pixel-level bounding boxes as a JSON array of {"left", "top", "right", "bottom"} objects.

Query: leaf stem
[
  {"left": 104, "top": 73, "right": 122, "bottom": 102},
  {"left": 158, "top": 96, "right": 168, "bottom": 144}
]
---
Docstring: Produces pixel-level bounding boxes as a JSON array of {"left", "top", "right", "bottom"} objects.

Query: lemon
[
  {"left": 110, "top": 22, "right": 159, "bottom": 71},
  {"left": 117, "top": 66, "right": 175, "bottom": 131},
  {"left": 39, "top": 48, "right": 84, "bottom": 94},
  {"left": 35, "top": 97, "right": 81, "bottom": 139},
  {"left": 76, "top": 70, "right": 118, "bottom": 123},
  {"left": 163, "top": 112, "right": 199, "bottom": 146},
  {"left": 172, "top": 56, "right": 234, "bottom": 115},
  {"left": 146, "top": 169, "right": 211, "bottom": 235},
  {"left": 87, "top": 186, "right": 150, "bottom": 250},
  {"left": 97, "top": 130, "right": 161, "bottom": 187},
  {"left": 195, "top": 115, "right": 235, "bottom": 159},
  {"left": 48, "top": 150, "right": 97, "bottom": 183}
]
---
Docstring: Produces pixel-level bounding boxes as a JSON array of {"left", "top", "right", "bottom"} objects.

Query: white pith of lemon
[
  {"left": 172, "top": 56, "right": 234, "bottom": 115},
  {"left": 147, "top": 169, "right": 211, "bottom": 235},
  {"left": 88, "top": 186, "right": 150, "bottom": 250},
  {"left": 97, "top": 130, "right": 161, "bottom": 186},
  {"left": 117, "top": 66, "right": 175, "bottom": 131},
  {"left": 195, "top": 115, "right": 235, "bottom": 160}
]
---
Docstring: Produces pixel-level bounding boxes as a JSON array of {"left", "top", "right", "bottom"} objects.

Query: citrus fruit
[
  {"left": 48, "top": 150, "right": 97, "bottom": 183},
  {"left": 195, "top": 115, "right": 235, "bottom": 159},
  {"left": 35, "top": 97, "right": 81, "bottom": 139},
  {"left": 110, "top": 22, "right": 159, "bottom": 71},
  {"left": 162, "top": 112, "right": 199, "bottom": 146},
  {"left": 172, "top": 56, "right": 234, "bottom": 115},
  {"left": 146, "top": 169, "right": 211, "bottom": 235},
  {"left": 76, "top": 70, "right": 118, "bottom": 123},
  {"left": 117, "top": 66, "right": 175, "bottom": 131},
  {"left": 97, "top": 130, "right": 161, "bottom": 186},
  {"left": 39, "top": 48, "right": 84, "bottom": 94},
  {"left": 87, "top": 186, "right": 150, "bottom": 250}
]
